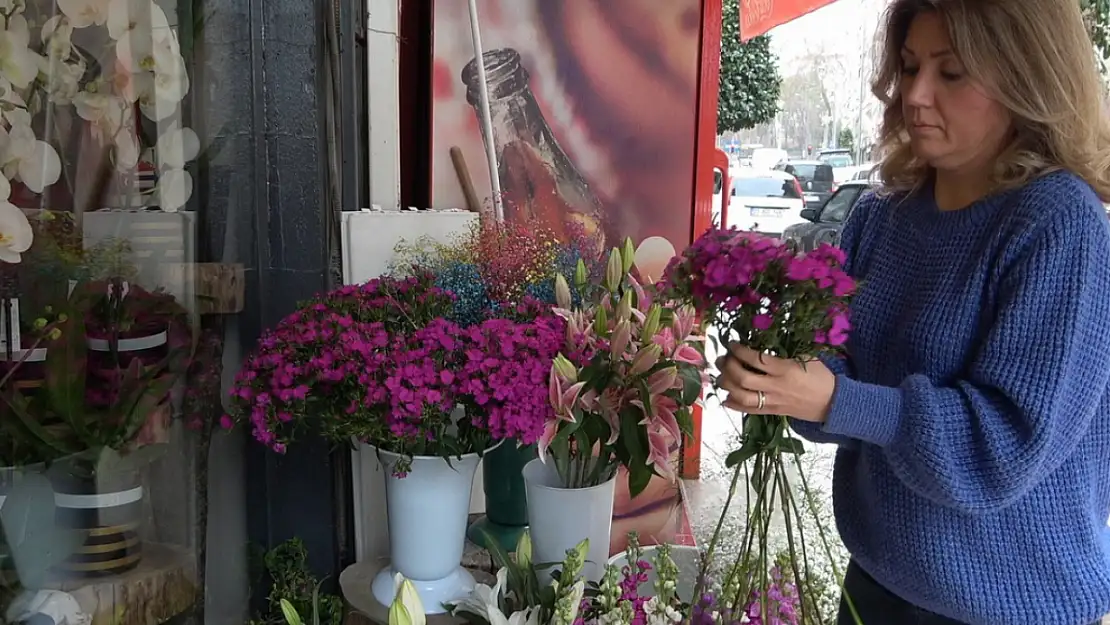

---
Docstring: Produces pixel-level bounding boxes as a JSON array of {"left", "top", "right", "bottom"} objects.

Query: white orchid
[
  {"left": 38, "top": 53, "right": 84, "bottom": 104},
  {"left": 113, "top": 127, "right": 139, "bottom": 171},
  {"left": 155, "top": 123, "right": 199, "bottom": 170},
  {"left": 155, "top": 168, "right": 191, "bottom": 212},
  {"left": 74, "top": 86, "right": 131, "bottom": 139},
  {"left": 57, "top": 0, "right": 110, "bottom": 29},
  {"left": 0, "top": 201, "right": 32, "bottom": 263},
  {"left": 0, "top": 15, "right": 43, "bottom": 89},
  {"left": 125, "top": 37, "right": 189, "bottom": 120},
  {"left": 2, "top": 120, "right": 61, "bottom": 193},
  {"left": 41, "top": 16, "right": 74, "bottom": 61}
]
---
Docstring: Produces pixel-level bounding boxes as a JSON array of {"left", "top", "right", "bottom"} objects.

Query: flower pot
[
  {"left": 0, "top": 346, "right": 47, "bottom": 395},
  {"left": 523, "top": 458, "right": 617, "bottom": 582},
  {"left": 51, "top": 470, "right": 144, "bottom": 577},
  {"left": 467, "top": 443, "right": 537, "bottom": 552},
  {"left": 607, "top": 545, "right": 701, "bottom": 602},
  {"left": 369, "top": 446, "right": 485, "bottom": 614},
  {"left": 86, "top": 328, "right": 169, "bottom": 374}
]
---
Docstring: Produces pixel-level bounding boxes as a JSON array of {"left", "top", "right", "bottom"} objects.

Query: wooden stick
[{"left": 450, "top": 146, "right": 482, "bottom": 214}]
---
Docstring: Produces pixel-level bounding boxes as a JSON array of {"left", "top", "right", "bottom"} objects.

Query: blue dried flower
[{"left": 434, "top": 262, "right": 491, "bottom": 327}]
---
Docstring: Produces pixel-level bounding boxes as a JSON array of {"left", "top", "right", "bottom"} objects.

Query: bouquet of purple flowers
[
  {"left": 223, "top": 273, "right": 566, "bottom": 472},
  {"left": 662, "top": 228, "right": 860, "bottom": 624}
]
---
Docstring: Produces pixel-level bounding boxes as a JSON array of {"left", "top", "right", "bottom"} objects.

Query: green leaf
[
  {"left": 627, "top": 465, "right": 653, "bottom": 499},
  {"left": 724, "top": 438, "right": 759, "bottom": 469},
  {"left": 677, "top": 363, "right": 703, "bottom": 406},
  {"left": 773, "top": 437, "right": 806, "bottom": 456}
]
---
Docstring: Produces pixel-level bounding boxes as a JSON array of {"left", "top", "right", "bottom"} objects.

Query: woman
[{"left": 716, "top": 1, "right": 1110, "bottom": 624}]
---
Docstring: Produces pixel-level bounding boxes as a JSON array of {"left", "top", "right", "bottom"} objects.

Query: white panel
[
  {"left": 341, "top": 209, "right": 487, "bottom": 563},
  {"left": 366, "top": 0, "right": 401, "bottom": 212}
]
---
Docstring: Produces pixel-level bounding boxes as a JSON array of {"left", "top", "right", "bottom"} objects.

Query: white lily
[
  {"left": 0, "top": 201, "right": 32, "bottom": 263},
  {"left": 0, "top": 15, "right": 43, "bottom": 89},
  {"left": 452, "top": 567, "right": 507, "bottom": 621},
  {"left": 155, "top": 168, "right": 191, "bottom": 212},
  {"left": 57, "top": 0, "right": 110, "bottom": 28},
  {"left": 155, "top": 123, "right": 199, "bottom": 170},
  {"left": 490, "top": 606, "right": 541, "bottom": 625},
  {"left": 3, "top": 120, "right": 61, "bottom": 193}
]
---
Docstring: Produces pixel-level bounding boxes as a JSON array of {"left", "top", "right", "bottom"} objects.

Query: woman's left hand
[{"left": 715, "top": 344, "right": 837, "bottom": 424}]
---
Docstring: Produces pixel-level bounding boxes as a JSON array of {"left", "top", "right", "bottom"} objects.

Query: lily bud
[
  {"left": 574, "top": 258, "right": 588, "bottom": 289},
  {"left": 593, "top": 304, "right": 608, "bottom": 335},
  {"left": 554, "top": 273, "right": 572, "bottom": 309},
  {"left": 610, "top": 320, "right": 631, "bottom": 358},
  {"left": 621, "top": 237, "right": 636, "bottom": 274},
  {"left": 390, "top": 575, "right": 426, "bottom": 625},
  {"left": 629, "top": 343, "right": 662, "bottom": 376},
  {"left": 516, "top": 531, "right": 533, "bottom": 568},
  {"left": 279, "top": 599, "right": 303, "bottom": 625},
  {"left": 616, "top": 290, "right": 633, "bottom": 322},
  {"left": 642, "top": 304, "right": 662, "bottom": 340},
  {"left": 605, "top": 248, "right": 623, "bottom": 291},
  {"left": 552, "top": 354, "right": 578, "bottom": 384}
]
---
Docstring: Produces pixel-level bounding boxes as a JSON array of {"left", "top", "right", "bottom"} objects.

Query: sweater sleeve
[
  {"left": 822, "top": 207, "right": 1110, "bottom": 513},
  {"left": 787, "top": 192, "right": 877, "bottom": 448}
]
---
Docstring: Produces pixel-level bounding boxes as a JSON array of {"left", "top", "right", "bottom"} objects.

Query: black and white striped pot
[{"left": 52, "top": 474, "right": 144, "bottom": 577}]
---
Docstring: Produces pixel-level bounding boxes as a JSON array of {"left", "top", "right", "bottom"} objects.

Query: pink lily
[
  {"left": 628, "top": 344, "right": 662, "bottom": 376},
  {"left": 647, "top": 367, "right": 679, "bottom": 396},
  {"left": 674, "top": 343, "right": 705, "bottom": 366},
  {"left": 537, "top": 419, "right": 558, "bottom": 462},
  {"left": 610, "top": 320, "right": 631, "bottom": 359},
  {"left": 633, "top": 395, "right": 682, "bottom": 442},
  {"left": 652, "top": 327, "right": 677, "bottom": 356},
  {"left": 627, "top": 274, "right": 653, "bottom": 311},
  {"left": 672, "top": 306, "right": 697, "bottom": 342},
  {"left": 647, "top": 429, "right": 676, "bottom": 481}
]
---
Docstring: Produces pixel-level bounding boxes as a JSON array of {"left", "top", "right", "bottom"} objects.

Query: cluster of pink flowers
[
  {"left": 742, "top": 567, "right": 800, "bottom": 625},
  {"left": 662, "top": 228, "right": 856, "bottom": 354},
  {"left": 224, "top": 274, "right": 563, "bottom": 461},
  {"left": 456, "top": 312, "right": 566, "bottom": 444}
]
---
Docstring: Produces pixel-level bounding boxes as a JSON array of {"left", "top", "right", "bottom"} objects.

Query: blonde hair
[{"left": 872, "top": 0, "right": 1110, "bottom": 201}]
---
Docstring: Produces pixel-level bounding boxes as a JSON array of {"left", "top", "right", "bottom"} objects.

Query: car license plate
[
  {"left": 750, "top": 208, "right": 780, "bottom": 217},
  {"left": 804, "top": 194, "right": 819, "bottom": 202}
]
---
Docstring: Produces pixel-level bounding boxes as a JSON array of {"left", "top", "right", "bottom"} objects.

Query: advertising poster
[{"left": 431, "top": 0, "right": 704, "bottom": 553}]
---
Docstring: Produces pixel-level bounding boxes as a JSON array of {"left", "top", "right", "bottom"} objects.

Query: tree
[
  {"left": 1081, "top": 0, "right": 1110, "bottom": 63},
  {"left": 717, "top": 0, "right": 783, "bottom": 134},
  {"left": 837, "top": 128, "right": 855, "bottom": 155}
]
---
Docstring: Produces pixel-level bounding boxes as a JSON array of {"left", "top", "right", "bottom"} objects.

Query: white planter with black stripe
[{"left": 51, "top": 472, "right": 144, "bottom": 577}]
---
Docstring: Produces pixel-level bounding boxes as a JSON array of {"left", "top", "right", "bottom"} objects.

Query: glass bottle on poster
[{"left": 462, "top": 48, "right": 609, "bottom": 245}]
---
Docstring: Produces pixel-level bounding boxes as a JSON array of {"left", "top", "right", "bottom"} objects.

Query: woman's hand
[{"left": 715, "top": 344, "right": 837, "bottom": 423}]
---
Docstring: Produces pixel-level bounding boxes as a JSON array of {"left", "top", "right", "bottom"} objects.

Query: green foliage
[
  {"left": 718, "top": 0, "right": 783, "bottom": 133},
  {"left": 250, "top": 538, "right": 343, "bottom": 625},
  {"left": 836, "top": 128, "right": 855, "bottom": 156},
  {"left": 1082, "top": 0, "right": 1110, "bottom": 62}
]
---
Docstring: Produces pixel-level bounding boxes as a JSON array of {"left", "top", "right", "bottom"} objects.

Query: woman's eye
[
  {"left": 941, "top": 71, "right": 964, "bottom": 81},
  {"left": 901, "top": 66, "right": 919, "bottom": 76}
]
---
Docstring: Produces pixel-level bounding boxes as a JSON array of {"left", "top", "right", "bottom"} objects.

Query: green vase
[{"left": 467, "top": 442, "right": 537, "bottom": 552}]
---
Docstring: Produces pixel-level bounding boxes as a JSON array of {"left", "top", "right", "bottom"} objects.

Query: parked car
[
  {"left": 774, "top": 160, "right": 836, "bottom": 208},
  {"left": 719, "top": 168, "right": 807, "bottom": 237},
  {"left": 782, "top": 179, "right": 878, "bottom": 251}
]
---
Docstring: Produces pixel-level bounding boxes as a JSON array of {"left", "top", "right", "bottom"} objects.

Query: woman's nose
[{"left": 904, "top": 73, "right": 935, "bottom": 108}]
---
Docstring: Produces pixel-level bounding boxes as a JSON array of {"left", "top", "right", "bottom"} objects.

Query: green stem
[
  {"left": 691, "top": 461, "right": 744, "bottom": 608},
  {"left": 775, "top": 454, "right": 809, "bottom": 625},
  {"left": 786, "top": 433, "right": 862, "bottom": 625}
]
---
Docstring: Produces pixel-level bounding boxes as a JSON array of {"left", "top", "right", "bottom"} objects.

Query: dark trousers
[{"left": 836, "top": 561, "right": 1102, "bottom": 625}]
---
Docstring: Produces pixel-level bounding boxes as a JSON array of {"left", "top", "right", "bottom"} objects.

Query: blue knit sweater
[{"left": 791, "top": 171, "right": 1110, "bottom": 624}]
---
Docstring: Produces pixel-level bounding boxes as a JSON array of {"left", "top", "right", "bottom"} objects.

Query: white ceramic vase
[
  {"left": 522, "top": 458, "right": 616, "bottom": 582},
  {"left": 370, "top": 447, "right": 483, "bottom": 614}
]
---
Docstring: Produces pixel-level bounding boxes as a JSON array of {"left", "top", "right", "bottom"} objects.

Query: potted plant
[
  {"left": 523, "top": 240, "right": 707, "bottom": 582},
  {"left": 226, "top": 273, "right": 496, "bottom": 614},
  {"left": 1, "top": 296, "right": 188, "bottom": 577}
]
